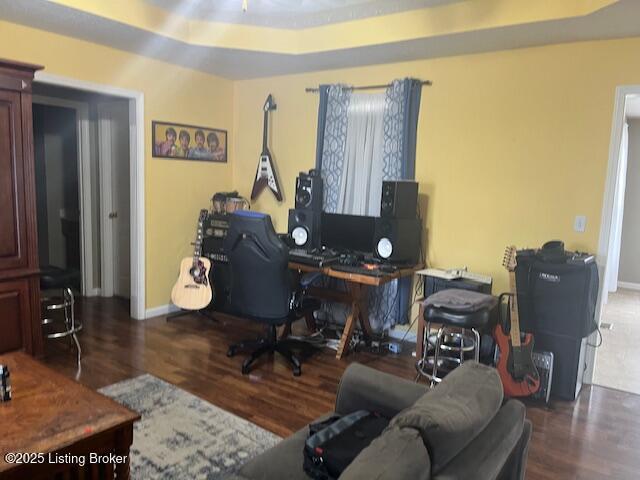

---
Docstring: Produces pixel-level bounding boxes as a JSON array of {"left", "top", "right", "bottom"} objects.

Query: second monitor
[{"left": 321, "top": 212, "right": 376, "bottom": 254}]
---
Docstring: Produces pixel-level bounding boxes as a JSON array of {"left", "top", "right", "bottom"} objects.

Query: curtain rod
[{"left": 305, "top": 80, "right": 432, "bottom": 93}]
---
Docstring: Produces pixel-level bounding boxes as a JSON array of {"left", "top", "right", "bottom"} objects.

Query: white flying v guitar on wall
[{"left": 251, "top": 94, "right": 283, "bottom": 202}]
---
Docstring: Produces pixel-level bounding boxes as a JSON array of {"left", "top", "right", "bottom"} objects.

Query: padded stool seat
[
  {"left": 423, "top": 305, "right": 491, "bottom": 330},
  {"left": 417, "top": 289, "right": 496, "bottom": 386},
  {"left": 39, "top": 265, "right": 82, "bottom": 368},
  {"left": 40, "top": 266, "right": 81, "bottom": 290}
]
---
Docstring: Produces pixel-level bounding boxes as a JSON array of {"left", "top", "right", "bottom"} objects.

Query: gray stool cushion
[{"left": 424, "top": 289, "right": 496, "bottom": 312}]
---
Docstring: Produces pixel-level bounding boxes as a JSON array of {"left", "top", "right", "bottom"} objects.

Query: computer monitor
[{"left": 321, "top": 212, "right": 376, "bottom": 253}]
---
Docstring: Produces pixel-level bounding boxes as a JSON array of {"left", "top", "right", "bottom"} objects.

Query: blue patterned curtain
[{"left": 316, "top": 79, "right": 423, "bottom": 331}]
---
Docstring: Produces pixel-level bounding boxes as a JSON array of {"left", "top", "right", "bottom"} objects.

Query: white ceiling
[
  {"left": 144, "top": 0, "right": 462, "bottom": 29},
  {"left": 2, "top": 0, "right": 640, "bottom": 80},
  {"left": 626, "top": 96, "right": 640, "bottom": 119}
]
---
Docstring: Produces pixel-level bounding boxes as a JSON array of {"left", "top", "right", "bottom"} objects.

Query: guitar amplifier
[{"left": 202, "top": 213, "right": 230, "bottom": 263}]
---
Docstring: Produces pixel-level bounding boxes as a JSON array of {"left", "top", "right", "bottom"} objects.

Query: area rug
[{"left": 99, "top": 374, "right": 281, "bottom": 479}]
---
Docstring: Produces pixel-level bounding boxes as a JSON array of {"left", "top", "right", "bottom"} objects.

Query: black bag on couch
[{"left": 303, "top": 410, "right": 389, "bottom": 480}]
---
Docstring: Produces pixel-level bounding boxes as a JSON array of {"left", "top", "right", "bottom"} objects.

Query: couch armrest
[{"left": 335, "top": 363, "right": 428, "bottom": 418}]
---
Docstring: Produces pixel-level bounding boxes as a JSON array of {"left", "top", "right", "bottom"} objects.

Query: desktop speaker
[
  {"left": 374, "top": 217, "right": 421, "bottom": 263},
  {"left": 288, "top": 208, "right": 321, "bottom": 250},
  {"left": 380, "top": 180, "right": 418, "bottom": 219},
  {"left": 295, "top": 169, "right": 323, "bottom": 211}
]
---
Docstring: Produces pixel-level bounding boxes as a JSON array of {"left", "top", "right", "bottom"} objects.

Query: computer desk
[{"left": 289, "top": 262, "right": 423, "bottom": 359}]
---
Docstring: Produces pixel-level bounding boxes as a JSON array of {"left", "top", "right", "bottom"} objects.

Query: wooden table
[
  {"left": 0, "top": 352, "right": 140, "bottom": 480},
  {"left": 289, "top": 262, "right": 422, "bottom": 359}
]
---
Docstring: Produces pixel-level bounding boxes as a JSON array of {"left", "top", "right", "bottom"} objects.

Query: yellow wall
[
  {"left": 0, "top": 20, "right": 235, "bottom": 308},
  {"left": 234, "top": 37, "right": 640, "bottom": 294},
  {"left": 5, "top": 15, "right": 640, "bottom": 310}
]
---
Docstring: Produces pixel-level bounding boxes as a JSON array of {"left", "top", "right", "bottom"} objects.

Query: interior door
[{"left": 98, "top": 101, "right": 130, "bottom": 298}]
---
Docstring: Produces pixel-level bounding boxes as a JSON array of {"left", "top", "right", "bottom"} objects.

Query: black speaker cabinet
[
  {"left": 295, "top": 169, "right": 323, "bottom": 211},
  {"left": 533, "top": 332, "right": 586, "bottom": 401},
  {"left": 374, "top": 217, "right": 421, "bottom": 263},
  {"left": 288, "top": 208, "right": 321, "bottom": 250},
  {"left": 380, "top": 180, "right": 418, "bottom": 218},
  {"left": 210, "top": 262, "right": 232, "bottom": 312}
]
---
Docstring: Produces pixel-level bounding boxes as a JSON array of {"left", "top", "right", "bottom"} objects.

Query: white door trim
[
  {"left": 32, "top": 95, "right": 94, "bottom": 297},
  {"left": 35, "top": 72, "right": 146, "bottom": 320},
  {"left": 584, "top": 85, "right": 640, "bottom": 385}
]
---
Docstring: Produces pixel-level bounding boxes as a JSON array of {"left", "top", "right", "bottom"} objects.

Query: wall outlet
[{"left": 574, "top": 215, "right": 587, "bottom": 233}]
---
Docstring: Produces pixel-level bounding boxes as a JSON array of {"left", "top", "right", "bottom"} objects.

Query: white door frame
[
  {"left": 584, "top": 85, "right": 640, "bottom": 384},
  {"left": 35, "top": 72, "right": 146, "bottom": 320},
  {"left": 32, "top": 94, "right": 95, "bottom": 297},
  {"left": 97, "top": 102, "right": 115, "bottom": 298}
]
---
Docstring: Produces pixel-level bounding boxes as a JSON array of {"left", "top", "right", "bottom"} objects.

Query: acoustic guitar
[
  {"left": 494, "top": 246, "right": 541, "bottom": 397},
  {"left": 170, "top": 209, "right": 213, "bottom": 311},
  {"left": 250, "top": 94, "right": 283, "bottom": 201}
]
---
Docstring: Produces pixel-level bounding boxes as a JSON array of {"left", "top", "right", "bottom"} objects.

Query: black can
[{"left": 0, "top": 364, "right": 11, "bottom": 402}]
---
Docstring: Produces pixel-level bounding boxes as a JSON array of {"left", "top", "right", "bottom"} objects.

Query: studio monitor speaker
[
  {"left": 374, "top": 217, "right": 421, "bottom": 263},
  {"left": 295, "top": 169, "right": 323, "bottom": 211},
  {"left": 380, "top": 180, "right": 418, "bottom": 219},
  {"left": 288, "top": 208, "right": 321, "bottom": 250}
]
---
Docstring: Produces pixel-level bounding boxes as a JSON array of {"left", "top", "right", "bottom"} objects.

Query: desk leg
[
  {"left": 115, "top": 425, "right": 134, "bottom": 479},
  {"left": 416, "top": 302, "right": 426, "bottom": 360},
  {"left": 356, "top": 285, "right": 373, "bottom": 339},
  {"left": 336, "top": 283, "right": 369, "bottom": 359},
  {"left": 336, "top": 301, "right": 359, "bottom": 360}
]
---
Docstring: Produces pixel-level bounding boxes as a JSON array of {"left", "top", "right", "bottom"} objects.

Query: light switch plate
[{"left": 574, "top": 215, "right": 587, "bottom": 233}]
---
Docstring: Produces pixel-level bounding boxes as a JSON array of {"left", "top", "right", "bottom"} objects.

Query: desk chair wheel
[
  {"left": 227, "top": 346, "right": 237, "bottom": 357},
  {"left": 293, "top": 366, "right": 301, "bottom": 377},
  {"left": 242, "top": 358, "right": 252, "bottom": 375}
]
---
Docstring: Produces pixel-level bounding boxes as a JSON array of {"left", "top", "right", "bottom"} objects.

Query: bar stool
[
  {"left": 40, "top": 266, "right": 82, "bottom": 367},
  {"left": 416, "top": 289, "right": 496, "bottom": 386}
]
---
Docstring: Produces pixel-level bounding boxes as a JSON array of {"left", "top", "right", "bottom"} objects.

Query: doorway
[
  {"left": 589, "top": 89, "right": 640, "bottom": 394},
  {"left": 33, "top": 104, "right": 81, "bottom": 290},
  {"left": 32, "top": 81, "right": 139, "bottom": 316}
]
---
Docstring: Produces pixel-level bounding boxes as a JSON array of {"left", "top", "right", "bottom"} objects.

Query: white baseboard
[
  {"left": 145, "top": 303, "right": 180, "bottom": 319},
  {"left": 388, "top": 328, "right": 417, "bottom": 344},
  {"left": 84, "top": 288, "right": 102, "bottom": 297},
  {"left": 618, "top": 281, "right": 640, "bottom": 291}
]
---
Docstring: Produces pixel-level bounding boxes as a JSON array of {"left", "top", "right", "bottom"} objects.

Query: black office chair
[{"left": 224, "top": 210, "right": 320, "bottom": 376}]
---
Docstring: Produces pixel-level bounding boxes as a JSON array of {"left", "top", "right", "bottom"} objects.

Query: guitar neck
[
  {"left": 508, "top": 270, "right": 522, "bottom": 348},
  {"left": 262, "top": 110, "right": 269, "bottom": 151},
  {"left": 192, "top": 224, "right": 203, "bottom": 265}
]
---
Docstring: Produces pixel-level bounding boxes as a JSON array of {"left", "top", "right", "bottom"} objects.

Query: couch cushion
[
  {"left": 237, "top": 413, "right": 334, "bottom": 480},
  {"left": 390, "top": 362, "right": 503, "bottom": 474},
  {"left": 340, "top": 426, "right": 430, "bottom": 480},
  {"left": 433, "top": 400, "right": 527, "bottom": 480}
]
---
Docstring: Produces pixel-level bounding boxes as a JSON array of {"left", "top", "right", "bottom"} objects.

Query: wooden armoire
[{"left": 0, "top": 59, "right": 44, "bottom": 356}]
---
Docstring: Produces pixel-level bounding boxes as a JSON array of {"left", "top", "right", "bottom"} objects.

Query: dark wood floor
[{"left": 44, "top": 298, "right": 639, "bottom": 479}]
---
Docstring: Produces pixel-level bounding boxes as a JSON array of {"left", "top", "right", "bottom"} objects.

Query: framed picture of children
[{"left": 152, "top": 121, "right": 227, "bottom": 162}]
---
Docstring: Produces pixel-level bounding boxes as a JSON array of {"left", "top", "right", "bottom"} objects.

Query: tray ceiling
[{"left": 144, "top": 0, "right": 462, "bottom": 29}]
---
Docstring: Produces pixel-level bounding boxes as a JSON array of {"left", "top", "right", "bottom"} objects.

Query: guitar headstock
[
  {"left": 198, "top": 209, "right": 208, "bottom": 224},
  {"left": 263, "top": 94, "right": 277, "bottom": 112},
  {"left": 502, "top": 245, "right": 517, "bottom": 272}
]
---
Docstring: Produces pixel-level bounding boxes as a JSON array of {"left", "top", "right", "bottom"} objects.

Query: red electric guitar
[{"left": 494, "top": 246, "right": 540, "bottom": 397}]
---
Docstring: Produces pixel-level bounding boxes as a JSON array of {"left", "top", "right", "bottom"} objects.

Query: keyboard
[
  {"left": 331, "top": 263, "right": 398, "bottom": 277},
  {"left": 289, "top": 249, "right": 340, "bottom": 268}
]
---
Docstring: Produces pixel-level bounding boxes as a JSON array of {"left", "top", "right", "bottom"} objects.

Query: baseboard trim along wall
[
  {"left": 618, "top": 281, "right": 640, "bottom": 291},
  {"left": 145, "top": 303, "right": 181, "bottom": 319}
]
